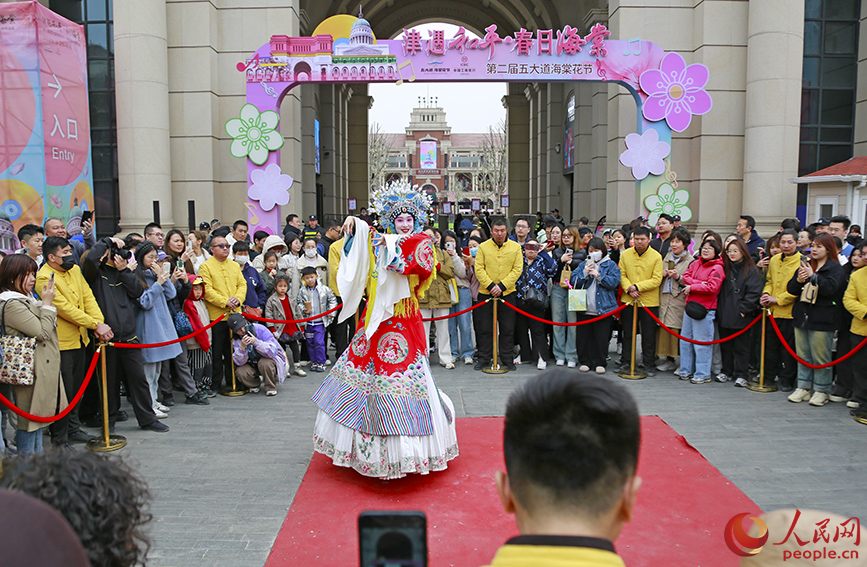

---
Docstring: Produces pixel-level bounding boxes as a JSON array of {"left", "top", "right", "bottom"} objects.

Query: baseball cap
[
  {"left": 672, "top": 214, "right": 681, "bottom": 221},
  {"left": 199, "top": 221, "right": 210, "bottom": 230},
  {"left": 817, "top": 217, "right": 830, "bottom": 226},
  {"left": 309, "top": 215, "right": 317, "bottom": 221},
  {"left": 227, "top": 313, "right": 246, "bottom": 333}
]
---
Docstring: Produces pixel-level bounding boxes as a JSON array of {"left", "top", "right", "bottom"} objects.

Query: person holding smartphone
[
  {"left": 760, "top": 229, "right": 802, "bottom": 392},
  {"left": 550, "top": 226, "right": 582, "bottom": 367},
  {"left": 444, "top": 231, "right": 474, "bottom": 366},
  {"left": 657, "top": 229, "right": 693, "bottom": 373}
]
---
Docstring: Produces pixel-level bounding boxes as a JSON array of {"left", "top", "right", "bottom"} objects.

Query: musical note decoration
[{"left": 623, "top": 37, "right": 641, "bottom": 56}]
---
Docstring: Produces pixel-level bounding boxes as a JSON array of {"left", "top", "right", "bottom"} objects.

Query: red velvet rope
[
  {"left": 110, "top": 314, "right": 226, "bottom": 349},
  {"left": 422, "top": 299, "right": 490, "bottom": 321},
  {"left": 0, "top": 348, "right": 101, "bottom": 423},
  {"left": 501, "top": 300, "right": 629, "bottom": 326},
  {"left": 643, "top": 306, "right": 761, "bottom": 345},
  {"left": 768, "top": 313, "right": 867, "bottom": 369},
  {"left": 242, "top": 303, "right": 343, "bottom": 325}
]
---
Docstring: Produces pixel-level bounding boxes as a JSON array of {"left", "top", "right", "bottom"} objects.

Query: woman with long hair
[
  {"left": 717, "top": 237, "right": 763, "bottom": 387},
  {"left": 443, "top": 230, "right": 473, "bottom": 365},
  {"left": 0, "top": 255, "right": 63, "bottom": 456},
  {"left": 163, "top": 229, "right": 195, "bottom": 274},
  {"left": 418, "top": 226, "right": 456, "bottom": 369},
  {"left": 678, "top": 238, "right": 725, "bottom": 383},
  {"left": 609, "top": 229, "right": 627, "bottom": 264},
  {"left": 187, "top": 230, "right": 210, "bottom": 273},
  {"left": 786, "top": 232, "right": 846, "bottom": 406},
  {"left": 571, "top": 237, "right": 621, "bottom": 373},
  {"left": 550, "top": 226, "right": 582, "bottom": 367}
]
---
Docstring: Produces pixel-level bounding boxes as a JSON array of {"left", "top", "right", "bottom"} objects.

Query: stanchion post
[
  {"left": 220, "top": 312, "right": 248, "bottom": 397},
  {"left": 484, "top": 297, "right": 507, "bottom": 374},
  {"left": 618, "top": 301, "right": 646, "bottom": 380},
  {"left": 87, "top": 344, "right": 127, "bottom": 452},
  {"left": 748, "top": 309, "right": 777, "bottom": 392}
]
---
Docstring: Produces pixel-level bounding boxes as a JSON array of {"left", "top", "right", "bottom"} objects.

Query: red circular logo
[
  {"left": 461, "top": 56, "right": 468, "bottom": 63},
  {"left": 724, "top": 513, "right": 769, "bottom": 556}
]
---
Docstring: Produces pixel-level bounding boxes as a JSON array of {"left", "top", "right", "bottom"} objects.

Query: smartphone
[
  {"left": 162, "top": 262, "right": 172, "bottom": 275},
  {"left": 462, "top": 247, "right": 470, "bottom": 256},
  {"left": 49, "top": 271, "right": 55, "bottom": 281},
  {"left": 81, "top": 210, "right": 93, "bottom": 225},
  {"left": 177, "top": 258, "right": 185, "bottom": 269},
  {"left": 668, "top": 260, "right": 675, "bottom": 270},
  {"left": 446, "top": 242, "right": 455, "bottom": 251},
  {"left": 359, "top": 511, "right": 427, "bottom": 567}
]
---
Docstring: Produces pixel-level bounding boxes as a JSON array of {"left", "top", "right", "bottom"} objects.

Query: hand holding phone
[{"left": 359, "top": 511, "right": 427, "bottom": 567}]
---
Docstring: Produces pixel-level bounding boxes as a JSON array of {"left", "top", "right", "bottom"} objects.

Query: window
[{"left": 816, "top": 196, "right": 838, "bottom": 219}]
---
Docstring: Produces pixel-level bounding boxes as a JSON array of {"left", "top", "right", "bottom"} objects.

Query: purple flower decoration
[
  {"left": 619, "top": 129, "right": 671, "bottom": 180},
  {"left": 248, "top": 163, "right": 292, "bottom": 211},
  {"left": 639, "top": 52, "right": 712, "bottom": 132}
]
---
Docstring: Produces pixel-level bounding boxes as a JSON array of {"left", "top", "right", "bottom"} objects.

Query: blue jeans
[
  {"left": 550, "top": 285, "right": 577, "bottom": 363},
  {"left": 794, "top": 327, "right": 833, "bottom": 393},
  {"left": 449, "top": 287, "right": 474, "bottom": 360},
  {"left": 679, "top": 310, "right": 716, "bottom": 379},
  {"left": 15, "top": 428, "right": 43, "bottom": 457}
]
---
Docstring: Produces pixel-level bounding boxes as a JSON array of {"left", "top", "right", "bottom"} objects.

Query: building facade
[{"left": 9, "top": 0, "right": 864, "bottom": 237}]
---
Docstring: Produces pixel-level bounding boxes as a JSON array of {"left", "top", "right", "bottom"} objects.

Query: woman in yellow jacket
[{"left": 418, "top": 227, "right": 456, "bottom": 369}]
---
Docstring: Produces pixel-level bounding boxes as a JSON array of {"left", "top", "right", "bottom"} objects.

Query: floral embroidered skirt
[{"left": 312, "top": 355, "right": 459, "bottom": 480}]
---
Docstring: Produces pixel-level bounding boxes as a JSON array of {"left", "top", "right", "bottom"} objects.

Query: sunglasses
[
  {"left": 212, "top": 243, "right": 230, "bottom": 249},
  {"left": 525, "top": 244, "right": 539, "bottom": 251}
]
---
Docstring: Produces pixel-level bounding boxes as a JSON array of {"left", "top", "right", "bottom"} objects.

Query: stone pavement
[{"left": 79, "top": 351, "right": 867, "bottom": 567}]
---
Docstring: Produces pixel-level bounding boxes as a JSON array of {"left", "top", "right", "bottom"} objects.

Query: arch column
[
  {"left": 741, "top": 0, "right": 804, "bottom": 231},
  {"left": 503, "top": 84, "right": 530, "bottom": 214},
  {"left": 114, "top": 0, "right": 173, "bottom": 231},
  {"left": 348, "top": 86, "right": 372, "bottom": 211}
]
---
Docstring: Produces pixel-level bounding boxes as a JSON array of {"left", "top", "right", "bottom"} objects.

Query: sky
[{"left": 369, "top": 23, "right": 507, "bottom": 134}]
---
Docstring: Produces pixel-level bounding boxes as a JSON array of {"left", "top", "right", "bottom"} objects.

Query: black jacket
[
  {"left": 717, "top": 261, "right": 762, "bottom": 329},
  {"left": 551, "top": 247, "right": 582, "bottom": 284},
  {"left": 81, "top": 239, "right": 145, "bottom": 342},
  {"left": 787, "top": 261, "right": 846, "bottom": 332}
]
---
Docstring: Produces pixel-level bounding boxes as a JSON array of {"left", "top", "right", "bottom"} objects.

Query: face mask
[
  {"left": 470, "top": 248, "right": 478, "bottom": 257},
  {"left": 60, "top": 256, "right": 75, "bottom": 271},
  {"left": 235, "top": 255, "right": 249, "bottom": 265},
  {"left": 589, "top": 251, "right": 602, "bottom": 263},
  {"left": 305, "top": 249, "right": 317, "bottom": 259}
]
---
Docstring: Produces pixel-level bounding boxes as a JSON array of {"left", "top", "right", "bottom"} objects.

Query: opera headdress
[{"left": 369, "top": 180, "right": 432, "bottom": 234}]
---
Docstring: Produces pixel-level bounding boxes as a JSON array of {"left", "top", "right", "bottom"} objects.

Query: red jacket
[{"left": 682, "top": 257, "right": 725, "bottom": 310}]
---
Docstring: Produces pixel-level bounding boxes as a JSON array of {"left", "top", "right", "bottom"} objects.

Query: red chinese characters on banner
[
  {"left": 774, "top": 510, "right": 862, "bottom": 547},
  {"left": 401, "top": 24, "right": 609, "bottom": 61}
]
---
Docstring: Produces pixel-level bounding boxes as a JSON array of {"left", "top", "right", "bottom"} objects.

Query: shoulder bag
[{"left": 0, "top": 299, "right": 36, "bottom": 386}]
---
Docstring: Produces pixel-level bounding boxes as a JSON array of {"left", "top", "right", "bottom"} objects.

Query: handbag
[
  {"left": 685, "top": 300, "right": 708, "bottom": 320},
  {"left": 560, "top": 265, "right": 572, "bottom": 288},
  {"left": 568, "top": 288, "right": 587, "bottom": 311},
  {"left": 524, "top": 286, "right": 550, "bottom": 310},
  {"left": 173, "top": 309, "right": 193, "bottom": 336},
  {"left": 800, "top": 278, "right": 819, "bottom": 305},
  {"left": 0, "top": 300, "right": 36, "bottom": 386},
  {"left": 448, "top": 279, "right": 459, "bottom": 304}
]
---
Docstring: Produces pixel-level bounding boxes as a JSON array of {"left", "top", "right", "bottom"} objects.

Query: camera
[{"left": 103, "top": 237, "right": 131, "bottom": 260}]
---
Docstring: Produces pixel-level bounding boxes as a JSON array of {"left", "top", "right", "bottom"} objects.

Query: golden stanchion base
[
  {"left": 86, "top": 435, "right": 127, "bottom": 452},
  {"left": 219, "top": 386, "right": 248, "bottom": 396},
  {"left": 618, "top": 368, "right": 647, "bottom": 380},
  {"left": 746, "top": 381, "right": 778, "bottom": 393},
  {"left": 853, "top": 415, "right": 867, "bottom": 426},
  {"left": 483, "top": 363, "right": 509, "bottom": 374}
]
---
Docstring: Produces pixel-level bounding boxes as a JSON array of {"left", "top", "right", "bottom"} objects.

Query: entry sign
[
  {"left": 0, "top": 1, "right": 94, "bottom": 252},
  {"left": 501, "top": 195, "right": 510, "bottom": 208},
  {"left": 348, "top": 198, "right": 357, "bottom": 211},
  {"left": 472, "top": 199, "right": 481, "bottom": 211}
]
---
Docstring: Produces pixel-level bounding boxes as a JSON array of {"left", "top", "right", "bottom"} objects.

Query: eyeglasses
[
  {"left": 701, "top": 246, "right": 715, "bottom": 251},
  {"left": 212, "top": 244, "right": 230, "bottom": 249},
  {"left": 149, "top": 232, "right": 164, "bottom": 238}
]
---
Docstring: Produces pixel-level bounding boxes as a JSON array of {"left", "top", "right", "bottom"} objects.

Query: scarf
[
  {"left": 183, "top": 288, "right": 210, "bottom": 351},
  {"left": 662, "top": 251, "right": 688, "bottom": 294}
]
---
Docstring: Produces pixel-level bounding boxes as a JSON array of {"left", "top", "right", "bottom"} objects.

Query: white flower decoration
[
  {"left": 248, "top": 163, "right": 293, "bottom": 211},
  {"left": 644, "top": 182, "right": 692, "bottom": 225},
  {"left": 226, "top": 104, "right": 284, "bottom": 165},
  {"left": 619, "top": 129, "right": 670, "bottom": 180}
]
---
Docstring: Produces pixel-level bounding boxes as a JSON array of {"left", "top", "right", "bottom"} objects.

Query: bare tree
[
  {"left": 477, "top": 119, "right": 507, "bottom": 204},
  {"left": 368, "top": 122, "right": 391, "bottom": 192}
]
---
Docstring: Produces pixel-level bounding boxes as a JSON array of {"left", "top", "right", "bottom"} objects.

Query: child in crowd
[
  {"left": 296, "top": 266, "right": 337, "bottom": 372},
  {"left": 184, "top": 275, "right": 214, "bottom": 396},
  {"left": 258, "top": 251, "right": 288, "bottom": 296},
  {"left": 264, "top": 275, "right": 306, "bottom": 377}
]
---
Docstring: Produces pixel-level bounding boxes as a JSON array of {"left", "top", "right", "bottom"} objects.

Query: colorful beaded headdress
[{"left": 369, "top": 180, "right": 432, "bottom": 234}]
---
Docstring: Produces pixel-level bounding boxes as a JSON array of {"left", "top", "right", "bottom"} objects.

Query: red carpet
[{"left": 266, "top": 416, "right": 760, "bottom": 566}]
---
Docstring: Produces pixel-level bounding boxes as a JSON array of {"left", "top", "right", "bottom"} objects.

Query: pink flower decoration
[
  {"left": 248, "top": 163, "right": 293, "bottom": 211},
  {"left": 619, "top": 129, "right": 670, "bottom": 180},
  {"left": 639, "top": 52, "right": 712, "bottom": 132}
]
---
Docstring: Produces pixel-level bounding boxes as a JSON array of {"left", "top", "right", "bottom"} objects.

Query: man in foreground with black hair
[{"left": 483, "top": 369, "right": 641, "bottom": 566}]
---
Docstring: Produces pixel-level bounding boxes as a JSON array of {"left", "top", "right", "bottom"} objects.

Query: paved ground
[{"left": 69, "top": 346, "right": 867, "bottom": 567}]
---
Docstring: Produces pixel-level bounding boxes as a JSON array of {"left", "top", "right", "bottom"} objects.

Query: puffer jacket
[
  {"left": 717, "top": 261, "right": 763, "bottom": 329},
  {"left": 251, "top": 234, "right": 291, "bottom": 271},
  {"left": 787, "top": 260, "right": 846, "bottom": 332},
  {"left": 418, "top": 247, "right": 455, "bottom": 309},
  {"left": 682, "top": 257, "right": 725, "bottom": 310}
]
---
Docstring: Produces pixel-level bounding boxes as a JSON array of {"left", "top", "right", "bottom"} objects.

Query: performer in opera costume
[{"left": 312, "top": 182, "right": 459, "bottom": 479}]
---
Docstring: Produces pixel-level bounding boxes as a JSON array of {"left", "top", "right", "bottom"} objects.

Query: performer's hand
[
  {"left": 371, "top": 232, "right": 384, "bottom": 248},
  {"left": 342, "top": 216, "right": 355, "bottom": 237}
]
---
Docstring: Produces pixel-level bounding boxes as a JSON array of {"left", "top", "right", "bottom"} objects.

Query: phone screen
[
  {"left": 162, "top": 262, "right": 172, "bottom": 275},
  {"left": 359, "top": 511, "right": 427, "bottom": 567},
  {"left": 81, "top": 210, "right": 93, "bottom": 224}
]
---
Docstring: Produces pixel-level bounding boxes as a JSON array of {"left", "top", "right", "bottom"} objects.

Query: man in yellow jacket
[
  {"left": 760, "top": 229, "right": 801, "bottom": 391},
  {"left": 842, "top": 247, "right": 867, "bottom": 425},
  {"left": 617, "top": 227, "right": 663, "bottom": 376},
  {"left": 475, "top": 218, "right": 524, "bottom": 371},
  {"left": 199, "top": 235, "right": 247, "bottom": 392},
  {"left": 328, "top": 235, "right": 356, "bottom": 359},
  {"left": 36, "top": 236, "right": 113, "bottom": 448}
]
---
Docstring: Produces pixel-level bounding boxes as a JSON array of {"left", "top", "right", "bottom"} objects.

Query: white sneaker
[
  {"left": 445, "top": 362, "right": 455, "bottom": 369},
  {"left": 567, "top": 361, "right": 577, "bottom": 368},
  {"left": 715, "top": 373, "right": 730, "bottom": 383},
  {"left": 294, "top": 364, "right": 307, "bottom": 377},
  {"left": 788, "top": 388, "right": 811, "bottom": 403},
  {"left": 152, "top": 407, "right": 168, "bottom": 419},
  {"left": 299, "top": 360, "right": 309, "bottom": 366},
  {"left": 734, "top": 377, "right": 748, "bottom": 388},
  {"left": 809, "top": 392, "right": 830, "bottom": 406},
  {"left": 657, "top": 360, "right": 676, "bottom": 372},
  {"left": 595, "top": 366, "right": 606, "bottom": 374},
  {"left": 537, "top": 358, "right": 547, "bottom": 370},
  {"left": 464, "top": 357, "right": 474, "bottom": 365},
  {"left": 266, "top": 390, "right": 277, "bottom": 397},
  {"left": 155, "top": 402, "right": 170, "bottom": 413},
  {"left": 556, "top": 359, "right": 565, "bottom": 366},
  {"left": 513, "top": 356, "right": 522, "bottom": 365},
  {"left": 325, "top": 358, "right": 332, "bottom": 365},
  {"left": 249, "top": 387, "right": 260, "bottom": 394},
  {"left": 578, "top": 365, "right": 590, "bottom": 372},
  {"left": 847, "top": 400, "right": 861, "bottom": 409}
]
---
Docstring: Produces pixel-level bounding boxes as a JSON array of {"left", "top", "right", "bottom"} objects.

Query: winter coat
[
  {"left": 682, "top": 257, "right": 725, "bottom": 310},
  {"left": 251, "top": 235, "right": 292, "bottom": 271},
  {"left": 571, "top": 256, "right": 622, "bottom": 315},
  {"left": 717, "top": 261, "right": 763, "bottom": 329},
  {"left": 516, "top": 251, "right": 557, "bottom": 302},
  {"left": 240, "top": 262, "right": 267, "bottom": 309},
  {"left": 296, "top": 282, "right": 338, "bottom": 326},
  {"left": 136, "top": 271, "right": 183, "bottom": 363},
  {"left": 763, "top": 252, "right": 801, "bottom": 319},
  {"left": 787, "top": 260, "right": 846, "bottom": 332},
  {"left": 618, "top": 246, "right": 664, "bottom": 307},
  {"left": 552, "top": 246, "right": 581, "bottom": 287},
  {"left": 259, "top": 268, "right": 288, "bottom": 297},
  {"left": 291, "top": 254, "right": 329, "bottom": 300},
  {"left": 0, "top": 292, "right": 64, "bottom": 432},
  {"left": 658, "top": 250, "right": 692, "bottom": 328},
  {"left": 844, "top": 267, "right": 867, "bottom": 336},
  {"left": 265, "top": 292, "right": 296, "bottom": 335},
  {"left": 419, "top": 248, "right": 456, "bottom": 309}
]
